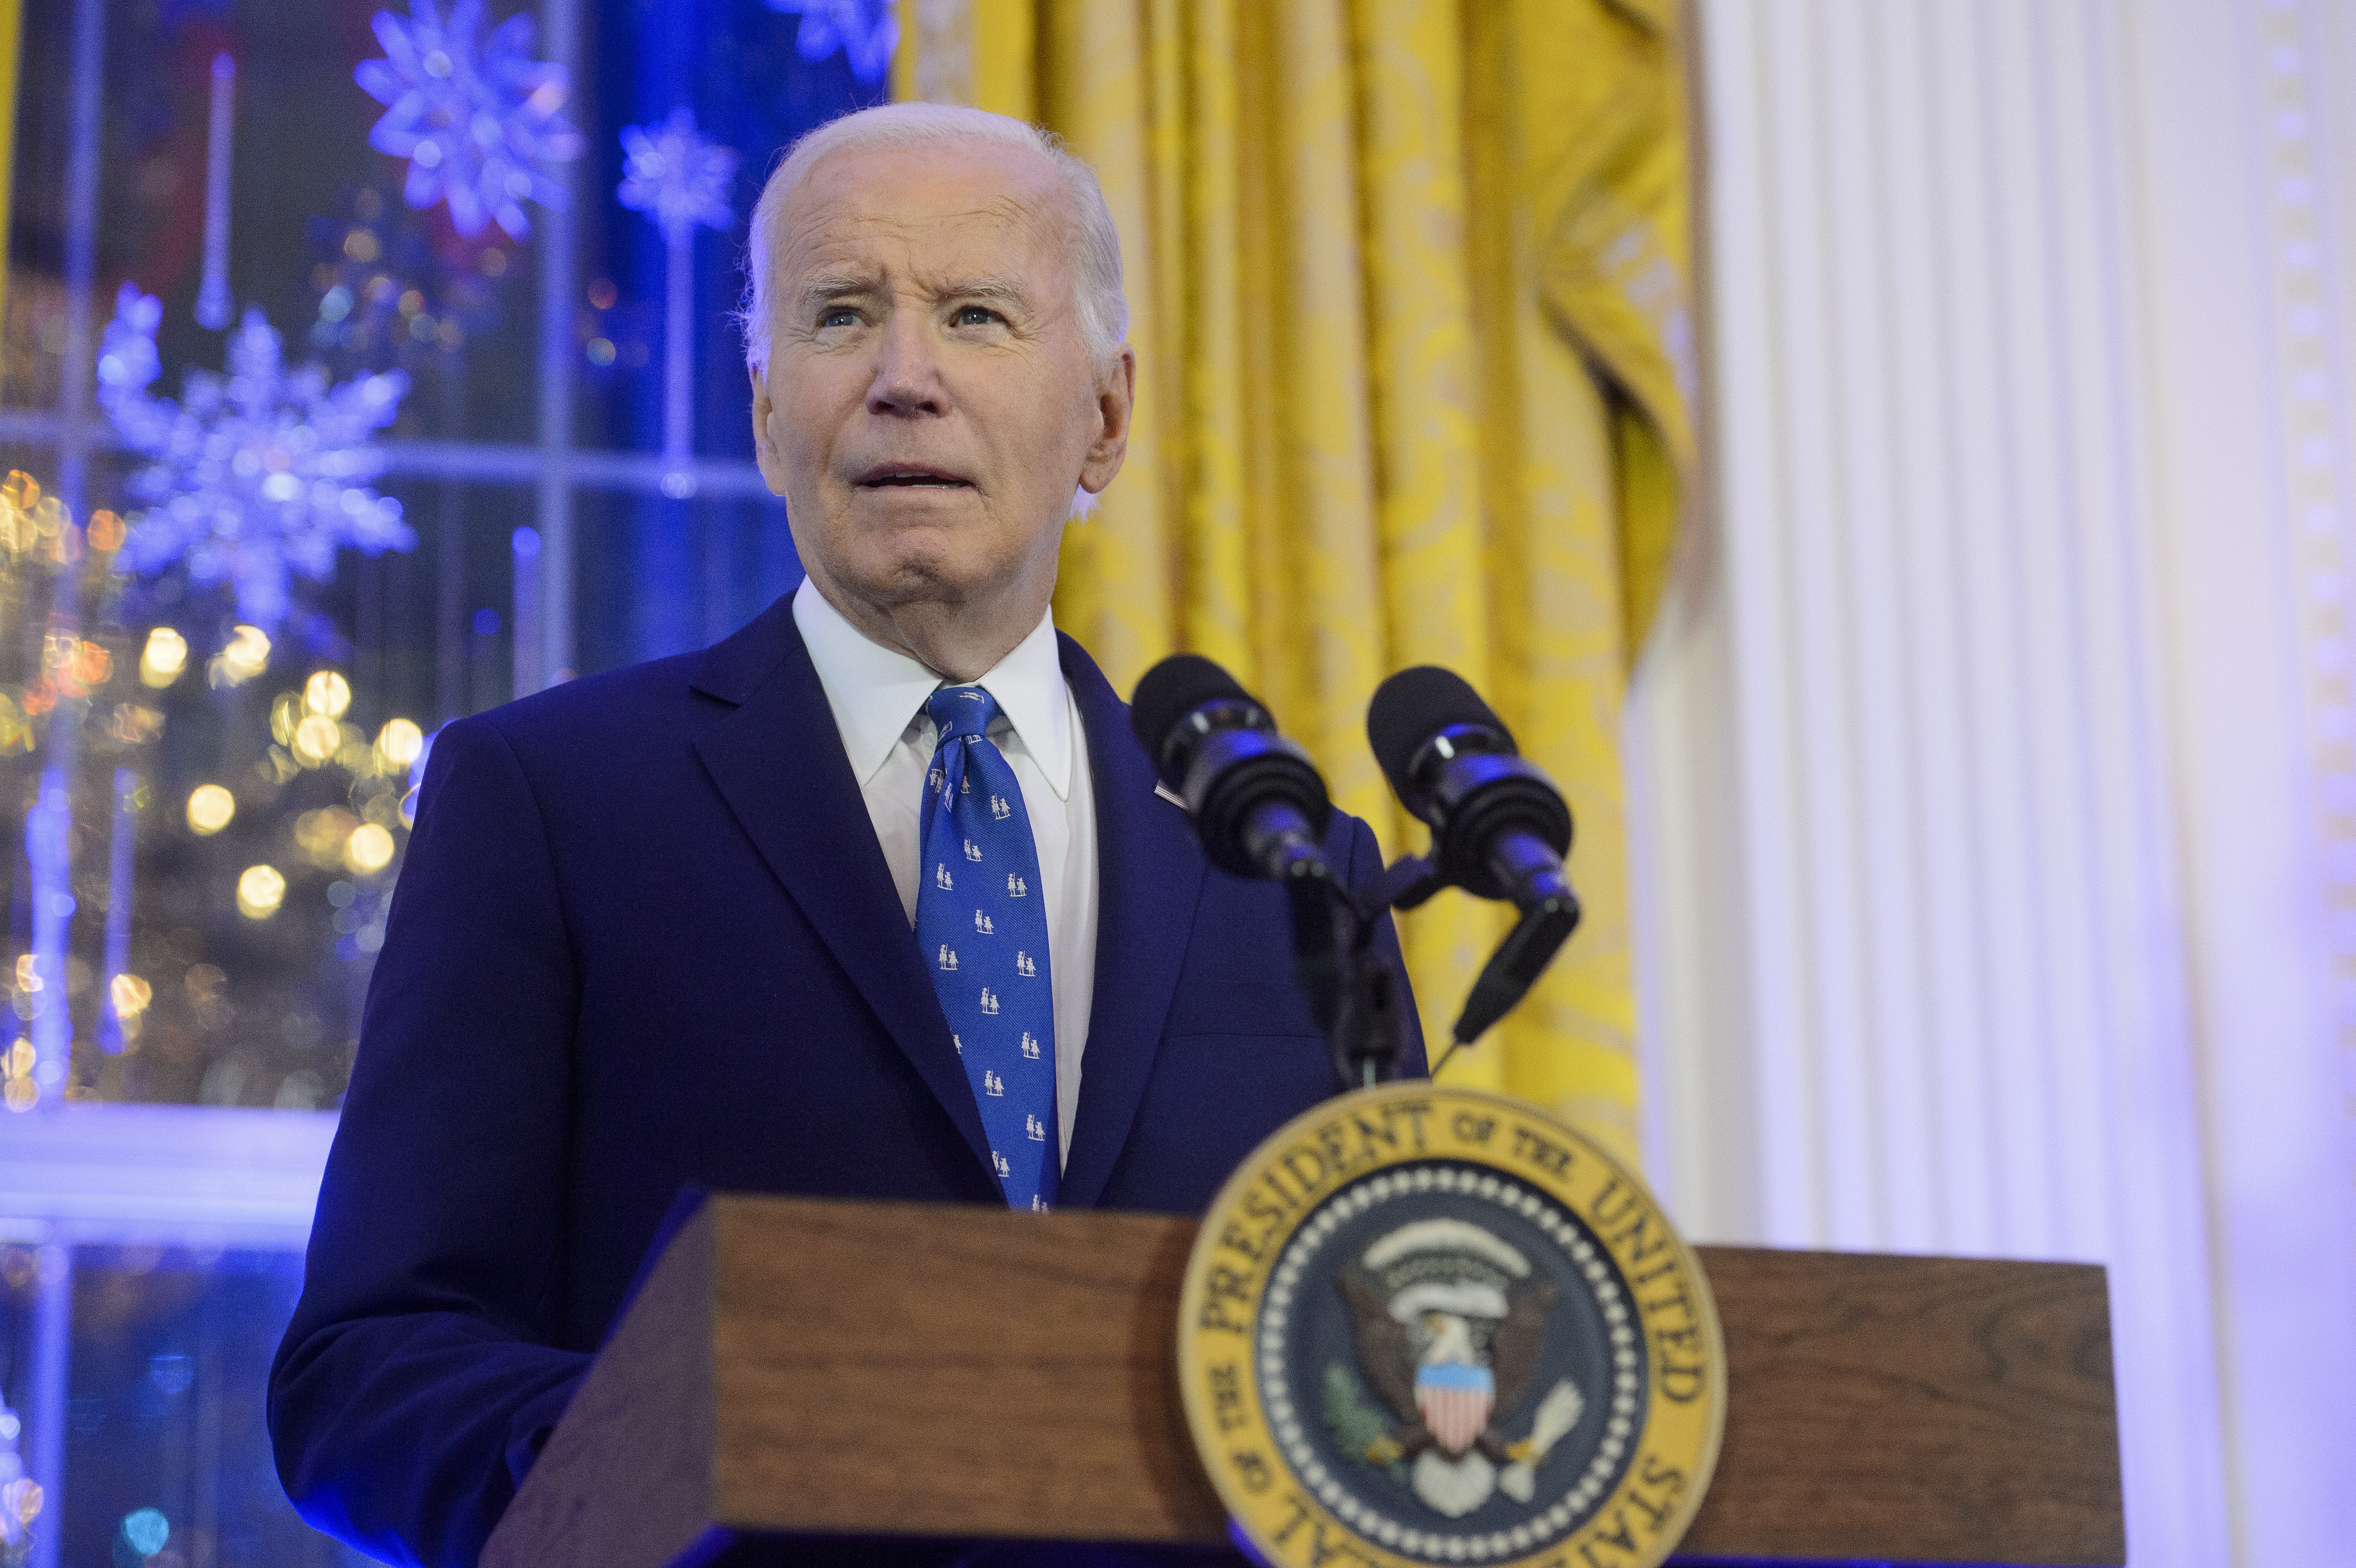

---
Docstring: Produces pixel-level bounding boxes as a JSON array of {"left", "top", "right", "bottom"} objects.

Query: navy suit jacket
[{"left": 268, "top": 596, "right": 1423, "bottom": 1567}]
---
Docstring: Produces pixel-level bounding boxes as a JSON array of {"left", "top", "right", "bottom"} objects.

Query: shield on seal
[{"left": 1416, "top": 1361, "right": 1495, "bottom": 1457}]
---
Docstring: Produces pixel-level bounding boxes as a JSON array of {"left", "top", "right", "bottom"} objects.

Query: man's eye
[
  {"left": 953, "top": 305, "right": 1000, "bottom": 327},
  {"left": 819, "top": 308, "right": 859, "bottom": 328}
]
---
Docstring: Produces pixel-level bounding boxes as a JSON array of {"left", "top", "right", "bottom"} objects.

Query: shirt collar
[{"left": 792, "top": 576, "right": 1074, "bottom": 800}]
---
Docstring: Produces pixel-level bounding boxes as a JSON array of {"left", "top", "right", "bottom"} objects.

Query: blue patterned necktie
[{"left": 915, "top": 686, "right": 1059, "bottom": 1210}]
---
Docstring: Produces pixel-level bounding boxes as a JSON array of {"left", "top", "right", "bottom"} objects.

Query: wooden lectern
[{"left": 482, "top": 1194, "right": 2123, "bottom": 1568}]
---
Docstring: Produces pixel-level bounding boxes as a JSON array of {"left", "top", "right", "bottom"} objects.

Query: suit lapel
[
  {"left": 1056, "top": 637, "right": 1205, "bottom": 1209},
  {"left": 688, "top": 602, "right": 994, "bottom": 1181}
]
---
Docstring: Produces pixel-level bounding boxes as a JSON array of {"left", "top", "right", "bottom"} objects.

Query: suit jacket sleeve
[{"left": 268, "top": 715, "right": 587, "bottom": 1568}]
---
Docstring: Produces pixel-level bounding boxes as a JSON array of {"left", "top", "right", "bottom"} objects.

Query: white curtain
[{"left": 1636, "top": 1, "right": 2356, "bottom": 1564}]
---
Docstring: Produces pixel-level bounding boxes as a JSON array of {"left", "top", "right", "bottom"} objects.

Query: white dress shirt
[{"left": 792, "top": 577, "right": 1099, "bottom": 1162}]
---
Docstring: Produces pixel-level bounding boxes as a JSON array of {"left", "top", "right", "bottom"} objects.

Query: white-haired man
[{"left": 270, "top": 104, "right": 1420, "bottom": 1568}]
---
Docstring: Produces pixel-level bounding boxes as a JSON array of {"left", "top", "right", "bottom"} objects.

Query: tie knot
[{"left": 926, "top": 685, "right": 1002, "bottom": 742}]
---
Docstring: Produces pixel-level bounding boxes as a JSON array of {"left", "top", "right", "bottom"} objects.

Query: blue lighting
[{"left": 121, "top": 1507, "right": 170, "bottom": 1557}]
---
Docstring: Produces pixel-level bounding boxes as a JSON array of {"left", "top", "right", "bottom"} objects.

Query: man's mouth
[{"left": 857, "top": 465, "right": 972, "bottom": 490}]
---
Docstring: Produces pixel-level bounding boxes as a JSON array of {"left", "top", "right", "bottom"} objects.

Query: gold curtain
[{"left": 893, "top": 0, "right": 1691, "bottom": 1165}]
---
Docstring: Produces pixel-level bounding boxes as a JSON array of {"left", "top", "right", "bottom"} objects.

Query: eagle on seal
[{"left": 1333, "top": 1217, "right": 1580, "bottom": 1517}]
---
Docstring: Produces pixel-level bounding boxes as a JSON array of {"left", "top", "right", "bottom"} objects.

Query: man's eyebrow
[
  {"left": 798, "top": 272, "right": 884, "bottom": 305},
  {"left": 939, "top": 275, "right": 1031, "bottom": 307}
]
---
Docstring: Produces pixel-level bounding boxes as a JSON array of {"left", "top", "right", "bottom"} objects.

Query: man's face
[{"left": 750, "top": 138, "right": 1132, "bottom": 630}]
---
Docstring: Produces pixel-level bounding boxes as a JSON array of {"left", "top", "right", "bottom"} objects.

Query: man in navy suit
[{"left": 269, "top": 102, "right": 1421, "bottom": 1567}]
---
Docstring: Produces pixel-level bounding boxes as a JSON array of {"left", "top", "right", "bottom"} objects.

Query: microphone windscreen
[
  {"left": 1366, "top": 665, "right": 1509, "bottom": 805},
  {"left": 1130, "top": 653, "right": 1251, "bottom": 764}
]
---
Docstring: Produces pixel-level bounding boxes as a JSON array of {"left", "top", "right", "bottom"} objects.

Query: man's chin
[{"left": 834, "top": 552, "right": 984, "bottom": 610}]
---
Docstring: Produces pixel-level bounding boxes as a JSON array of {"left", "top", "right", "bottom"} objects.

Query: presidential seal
[{"left": 1179, "top": 1084, "right": 1723, "bottom": 1568}]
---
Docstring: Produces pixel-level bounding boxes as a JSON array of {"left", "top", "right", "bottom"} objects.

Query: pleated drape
[{"left": 892, "top": 0, "right": 1691, "bottom": 1165}]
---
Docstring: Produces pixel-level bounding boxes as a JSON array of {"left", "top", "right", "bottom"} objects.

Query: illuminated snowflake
[
  {"left": 766, "top": 0, "right": 898, "bottom": 84},
  {"left": 617, "top": 109, "right": 740, "bottom": 244},
  {"left": 97, "top": 284, "right": 414, "bottom": 626},
  {"left": 355, "top": 0, "right": 584, "bottom": 239}
]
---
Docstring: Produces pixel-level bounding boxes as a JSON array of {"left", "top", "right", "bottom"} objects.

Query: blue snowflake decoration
[
  {"left": 98, "top": 284, "right": 415, "bottom": 626},
  {"left": 617, "top": 108, "right": 741, "bottom": 244},
  {"left": 767, "top": 0, "right": 898, "bottom": 85},
  {"left": 355, "top": 0, "right": 585, "bottom": 240}
]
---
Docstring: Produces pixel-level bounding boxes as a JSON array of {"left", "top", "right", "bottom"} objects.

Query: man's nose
[{"left": 866, "top": 310, "right": 946, "bottom": 417}]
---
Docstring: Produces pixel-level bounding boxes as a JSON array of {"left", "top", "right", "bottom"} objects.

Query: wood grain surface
[
  {"left": 710, "top": 1197, "right": 1223, "bottom": 1542},
  {"left": 485, "top": 1194, "right": 2123, "bottom": 1568},
  {"left": 1677, "top": 1245, "right": 2124, "bottom": 1565}
]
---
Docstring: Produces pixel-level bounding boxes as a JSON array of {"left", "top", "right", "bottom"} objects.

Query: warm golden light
[
  {"left": 345, "top": 822, "right": 397, "bottom": 875},
  {"left": 376, "top": 717, "right": 425, "bottom": 770},
  {"left": 292, "top": 713, "right": 342, "bottom": 767},
  {"left": 140, "top": 627, "right": 189, "bottom": 688},
  {"left": 186, "top": 784, "right": 236, "bottom": 835},
  {"left": 13, "top": 955, "right": 39, "bottom": 993},
  {"left": 305, "top": 670, "right": 352, "bottom": 718},
  {"left": 109, "top": 973, "right": 153, "bottom": 1017},
  {"left": 294, "top": 807, "right": 359, "bottom": 865},
  {"left": 237, "top": 864, "right": 287, "bottom": 919},
  {"left": 210, "top": 625, "right": 271, "bottom": 687}
]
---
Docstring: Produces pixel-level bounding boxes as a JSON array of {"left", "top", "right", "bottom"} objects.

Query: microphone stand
[
  {"left": 1298, "top": 851, "right": 1582, "bottom": 1090},
  {"left": 1292, "top": 880, "right": 1414, "bottom": 1092}
]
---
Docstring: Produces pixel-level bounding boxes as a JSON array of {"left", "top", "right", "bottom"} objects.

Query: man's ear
[
  {"left": 1078, "top": 345, "right": 1136, "bottom": 496},
  {"left": 749, "top": 365, "right": 790, "bottom": 497}
]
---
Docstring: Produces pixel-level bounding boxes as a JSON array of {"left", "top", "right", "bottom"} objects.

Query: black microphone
[
  {"left": 1367, "top": 666, "right": 1582, "bottom": 1046},
  {"left": 1131, "top": 654, "right": 1334, "bottom": 886},
  {"left": 1367, "top": 666, "right": 1574, "bottom": 912}
]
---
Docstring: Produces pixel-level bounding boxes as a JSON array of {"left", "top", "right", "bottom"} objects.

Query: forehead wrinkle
[
  {"left": 787, "top": 187, "right": 1045, "bottom": 253},
  {"left": 783, "top": 157, "right": 1071, "bottom": 260},
  {"left": 780, "top": 207, "right": 1041, "bottom": 294},
  {"left": 767, "top": 144, "right": 1088, "bottom": 341}
]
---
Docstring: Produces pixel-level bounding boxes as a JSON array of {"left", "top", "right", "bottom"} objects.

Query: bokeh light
[
  {"left": 209, "top": 624, "right": 271, "bottom": 687},
  {"left": 294, "top": 808, "right": 360, "bottom": 867},
  {"left": 138, "top": 626, "right": 187, "bottom": 687},
  {"left": 236, "top": 865, "right": 286, "bottom": 920},
  {"left": 0, "top": 1476, "right": 41, "bottom": 1535},
  {"left": 185, "top": 785, "right": 235, "bottom": 835},
  {"left": 376, "top": 717, "right": 424, "bottom": 769},
  {"left": 109, "top": 973, "right": 152, "bottom": 1017},
  {"left": 292, "top": 714, "right": 342, "bottom": 767},
  {"left": 121, "top": 1506, "right": 169, "bottom": 1557},
  {"left": 304, "top": 669, "right": 352, "bottom": 718},
  {"left": 345, "top": 822, "right": 396, "bottom": 875}
]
